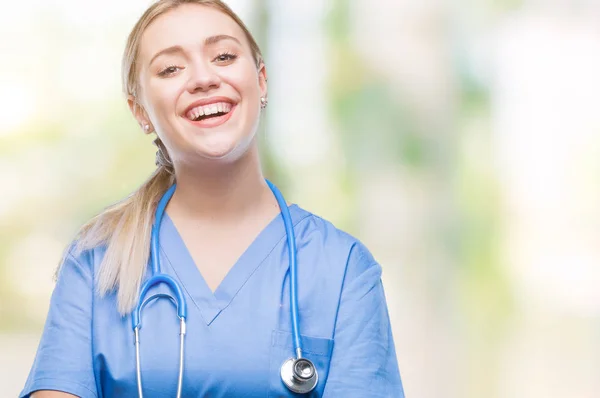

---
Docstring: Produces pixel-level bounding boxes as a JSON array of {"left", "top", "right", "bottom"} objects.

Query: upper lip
[{"left": 182, "top": 96, "right": 236, "bottom": 116}]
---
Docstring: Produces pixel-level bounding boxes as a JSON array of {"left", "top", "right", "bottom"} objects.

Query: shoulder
[
  {"left": 56, "top": 240, "right": 107, "bottom": 280},
  {"left": 291, "top": 205, "right": 381, "bottom": 280}
]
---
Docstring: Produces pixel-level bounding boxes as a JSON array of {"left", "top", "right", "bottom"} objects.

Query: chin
[{"left": 193, "top": 136, "right": 247, "bottom": 162}]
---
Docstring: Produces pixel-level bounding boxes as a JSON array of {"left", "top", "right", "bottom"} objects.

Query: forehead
[{"left": 139, "top": 4, "right": 248, "bottom": 60}]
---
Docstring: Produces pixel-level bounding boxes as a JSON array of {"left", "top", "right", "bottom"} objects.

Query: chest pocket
[{"left": 268, "top": 330, "right": 334, "bottom": 398}]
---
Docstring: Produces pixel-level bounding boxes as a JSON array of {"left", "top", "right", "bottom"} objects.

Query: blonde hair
[{"left": 70, "top": 0, "right": 264, "bottom": 315}]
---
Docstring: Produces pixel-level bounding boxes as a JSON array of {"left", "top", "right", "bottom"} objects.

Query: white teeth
[
  {"left": 186, "top": 101, "right": 232, "bottom": 120},
  {"left": 192, "top": 107, "right": 204, "bottom": 120}
]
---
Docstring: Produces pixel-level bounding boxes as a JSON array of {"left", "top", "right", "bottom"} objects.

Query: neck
[{"left": 167, "top": 145, "right": 276, "bottom": 222}]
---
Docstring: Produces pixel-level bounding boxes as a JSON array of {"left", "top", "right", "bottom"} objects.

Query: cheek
[
  {"left": 223, "top": 63, "right": 261, "bottom": 98},
  {"left": 239, "top": 84, "right": 261, "bottom": 125},
  {"left": 240, "top": 81, "right": 261, "bottom": 114},
  {"left": 145, "top": 83, "right": 181, "bottom": 120}
]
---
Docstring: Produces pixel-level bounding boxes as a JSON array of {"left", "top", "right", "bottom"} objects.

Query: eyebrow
[{"left": 148, "top": 35, "right": 242, "bottom": 67}]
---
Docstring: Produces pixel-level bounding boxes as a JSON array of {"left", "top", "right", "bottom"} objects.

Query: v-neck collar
[{"left": 158, "top": 204, "right": 309, "bottom": 326}]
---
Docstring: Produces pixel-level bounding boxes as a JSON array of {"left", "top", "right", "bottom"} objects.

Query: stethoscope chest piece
[{"left": 280, "top": 357, "right": 318, "bottom": 394}]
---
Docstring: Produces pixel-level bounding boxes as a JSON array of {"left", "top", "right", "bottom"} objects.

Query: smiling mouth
[
  {"left": 185, "top": 101, "right": 233, "bottom": 122},
  {"left": 184, "top": 101, "right": 236, "bottom": 128}
]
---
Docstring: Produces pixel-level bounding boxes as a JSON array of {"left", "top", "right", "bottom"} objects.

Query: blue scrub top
[{"left": 21, "top": 205, "right": 405, "bottom": 397}]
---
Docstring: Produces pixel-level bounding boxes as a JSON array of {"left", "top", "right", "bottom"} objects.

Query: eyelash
[
  {"left": 157, "top": 52, "right": 239, "bottom": 77},
  {"left": 158, "top": 64, "right": 180, "bottom": 77},
  {"left": 214, "top": 52, "right": 238, "bottom": 63}
]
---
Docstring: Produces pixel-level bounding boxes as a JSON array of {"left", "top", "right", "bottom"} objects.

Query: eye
[
  {"left": 214, "top": 52, "right": 238, "bottom": 64},
  {"left": 158, "top": 65, "right": 181, "bottom": 77}
]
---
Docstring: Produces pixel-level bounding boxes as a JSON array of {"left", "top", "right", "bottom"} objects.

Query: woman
[{"left": 21, "top": 1, "right": 404, "bottom": 397}]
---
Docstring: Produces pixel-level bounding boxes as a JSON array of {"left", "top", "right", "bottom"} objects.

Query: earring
[
  {"left": 260, "top": 97, "right": 268, "bottom": 109},
  {"left": 144, "top": 124, "right": 151, "bottom": 132}
]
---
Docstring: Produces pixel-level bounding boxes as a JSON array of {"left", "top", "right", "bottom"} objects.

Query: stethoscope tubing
[
  {"left": 265, "top": 180, "right": 302, "bottom": 357},
  {"left": 132, "top": 180, "right": 314, "bottom": 396}
]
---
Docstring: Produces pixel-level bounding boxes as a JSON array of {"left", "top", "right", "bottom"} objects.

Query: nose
[{"left": 185, "top": 59, "right": 220, "bottom": 93}]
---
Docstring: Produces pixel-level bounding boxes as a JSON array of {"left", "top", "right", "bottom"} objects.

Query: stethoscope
[{"left": 131, "top": 180, "right": 318, "bottom": 397}]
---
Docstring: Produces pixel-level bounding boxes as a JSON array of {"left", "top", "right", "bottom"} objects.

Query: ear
[
  {"left": 257, "top": 63, "right": 268, "bottom": 100},
  {"left": 127, "top": 95, "right": 153, "bottom": 134}
]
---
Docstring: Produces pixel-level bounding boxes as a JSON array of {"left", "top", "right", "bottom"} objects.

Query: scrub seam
[
  {"left": 159, "top": 208, "right": 313, "bottom": 321},
  {"left": 329, "top": 241, "right": 356, "bottom": 342},
  {"left": 90, "top": 250, "right": 97, "bottom": 396},
  {"left": 26, "top": 377, "right": 98, "bottom": 397},
  {"left": 159, "top": 244, "right": 207, "bottom": 321},
  {"left": 66, "top": 249, "right": 98, "bottom": 396},
  {"left": 224, "top": 212, "right": 313, "bottom": 309}
]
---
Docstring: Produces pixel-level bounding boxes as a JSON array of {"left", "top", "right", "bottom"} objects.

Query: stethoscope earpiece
[{"left": 280, "top": 357, "right": 318, "bottom": 394}]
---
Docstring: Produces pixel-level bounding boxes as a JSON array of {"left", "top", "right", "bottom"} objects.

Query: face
[{"left": 130, "top": 4, "right": 267, "bottom": 166}]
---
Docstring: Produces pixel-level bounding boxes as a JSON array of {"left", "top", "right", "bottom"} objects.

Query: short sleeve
[
  {"left": 323, "top": 242, "right": 405, "bottom": 397},
  {"left": 20, "top": 248, "right": 98, "bottom": 398}
]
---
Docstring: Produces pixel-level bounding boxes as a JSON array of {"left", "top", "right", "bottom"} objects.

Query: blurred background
[{"left": 1, "top": 0, "right": 599, "bottom": 396}]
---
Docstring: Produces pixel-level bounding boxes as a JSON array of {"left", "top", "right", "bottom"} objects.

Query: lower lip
[{"left": 185, "top": 104, "right": 237, "bottom": 128}]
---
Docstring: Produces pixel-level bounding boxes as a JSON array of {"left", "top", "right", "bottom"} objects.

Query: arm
[
  {"left": 31, "top": 392, "right": 79, "bottom": 398},
  {"left": 20, "top": 249, "right": 98, "bottom": 398},
  {"left": 323, "top": 243, "right": 405, "bottom": 397}
]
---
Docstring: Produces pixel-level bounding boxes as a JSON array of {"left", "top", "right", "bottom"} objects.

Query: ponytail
[{"left": 68, "top": 160, "right": 175, "bottom": 315}]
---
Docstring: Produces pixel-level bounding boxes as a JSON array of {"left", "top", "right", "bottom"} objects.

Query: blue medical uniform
[{"left": 21, "top": 205, "right": 405, "bottom": 397}]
